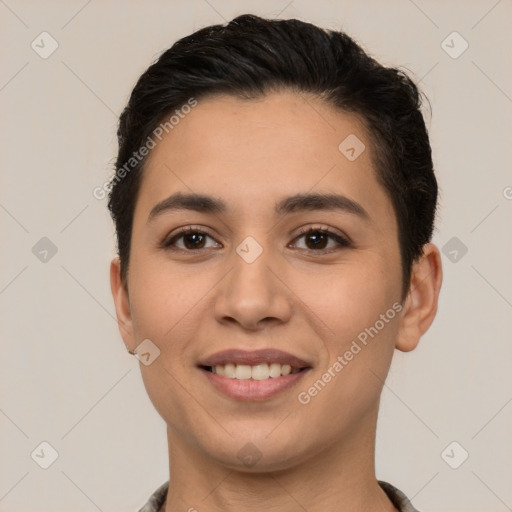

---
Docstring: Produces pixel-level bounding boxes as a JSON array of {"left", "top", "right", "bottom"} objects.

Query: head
[{"left": 109, "top": 14, "right": 442, "bottom": 472}]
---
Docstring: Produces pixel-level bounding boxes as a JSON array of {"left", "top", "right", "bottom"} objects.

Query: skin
[{"left": 110, "top": 91, "right": 442, "bottom": 512}]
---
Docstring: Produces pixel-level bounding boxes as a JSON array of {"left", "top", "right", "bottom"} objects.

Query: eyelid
[
  {"left": 293, "top": 224, "right": 351, "bottom": 243},
  {"left": 160, "top": 224, "right": 218, "bottom": 248},
  {"left": 289, "top": 225, "right": 352, "bottom": 253}
]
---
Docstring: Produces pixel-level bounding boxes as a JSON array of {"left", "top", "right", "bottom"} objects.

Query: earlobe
[
  {"left": 110, "top": 257, "right": 135, "bottom": 352},
  {"left": 396, "top": 243, "right": 443, "bottom": 352}
]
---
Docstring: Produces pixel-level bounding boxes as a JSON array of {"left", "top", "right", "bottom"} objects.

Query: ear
[
  {"left": 110, "top": 257, "right": 135, "bottom": 353},
  {"left": 396, "top": 243, "right": 443, "bottom": 352}
]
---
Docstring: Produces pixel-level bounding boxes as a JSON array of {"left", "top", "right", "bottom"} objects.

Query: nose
[{"left": 214, "top": 243, "right": 292, "bottom": 331}]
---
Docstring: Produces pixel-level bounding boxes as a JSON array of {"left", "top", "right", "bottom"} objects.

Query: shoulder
[
  {"left": 378, "top": 480, "right": 421, "bottom": 512},
  {"left": 137, "top": 481, "right": 169, "bottom": 512}
]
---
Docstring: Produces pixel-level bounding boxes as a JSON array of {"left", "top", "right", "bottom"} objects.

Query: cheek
[
  {"left": 292, "top": 253, "right": 402, "bottom": 409},
  {"left": 297, "top": 282, "right": 401, "bottom": 431},
  {"left": 296, "top": 257, "right": 401, "bottom": 343},
  {"left": 126, "top": 263, "right": 207, "bottom": 430},
  {"left": 127, "top": 255, "right": 200, "bottom": 361},
  {"left": 127, "top": 254, "right": 236, "bottom": 414}
]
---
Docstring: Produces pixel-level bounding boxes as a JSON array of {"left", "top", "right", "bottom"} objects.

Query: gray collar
[{"left": 137, "top": 480, "right": 420, "bottom": 512}]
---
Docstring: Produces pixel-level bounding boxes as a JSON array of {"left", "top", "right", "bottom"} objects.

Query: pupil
[
  {"left": 308, "top": 232, "right": 326, "bottom": 249},
  {"left": 185, "top": 233, "right": 204, "bottom": 249}
]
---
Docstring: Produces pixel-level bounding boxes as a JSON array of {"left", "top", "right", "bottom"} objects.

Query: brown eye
[
  {"left": 182, "top": 232, "right": 206, "bottom": 249},
  {"left": 162, "top": 228, "right": 221, "bottom": 251},
  {"left": 303, "top": 231, "right": 329, "bottom": 250},
  {"left": 292, "top": 227, "right": 351, "bottom": 253}
]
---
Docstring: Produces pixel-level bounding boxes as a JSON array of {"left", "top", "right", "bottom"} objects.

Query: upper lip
[{"left": 198, "top": 349, "right": 312, "bottom": 370}]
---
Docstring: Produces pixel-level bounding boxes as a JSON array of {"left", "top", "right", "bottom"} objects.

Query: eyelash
[{"left": 160, "top": 225, "right": 351, "bottom": 254}]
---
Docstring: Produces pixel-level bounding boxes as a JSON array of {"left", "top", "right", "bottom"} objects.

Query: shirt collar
[{"left": 138, "top": 480, "right": 420, "bottom": 512}]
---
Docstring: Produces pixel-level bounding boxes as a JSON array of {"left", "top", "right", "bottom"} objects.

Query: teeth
[
  {"left": 269, "top": 363, "right": 282, "bottom": 378},
  {"left": 252, "top": 364, "right": 270, "bottom": 381},
  {"left": 224, "top": 363, "right": 236, "bottom": 379},
  {"left": 211, "top": 363, "right": 300, "bottom": 380},
  {"left": 235, "top": 364, "right": 252, "bottom": 380}
]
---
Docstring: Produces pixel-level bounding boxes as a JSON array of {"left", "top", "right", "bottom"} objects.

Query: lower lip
[{"left": 199, "top": 368, "right": 310, "bottom": 401}]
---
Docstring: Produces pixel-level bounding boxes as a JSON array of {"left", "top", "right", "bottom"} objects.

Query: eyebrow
[{"left": 147, "top": 191, "right": 370, "bottom": 222}]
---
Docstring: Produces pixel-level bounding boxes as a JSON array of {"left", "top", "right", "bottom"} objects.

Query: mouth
[
  {"left": 197, "top": 349, "right": 312, "bottom": 401},
  {"left": 200, "top": 363, "right": 304, "bottom": 379}
]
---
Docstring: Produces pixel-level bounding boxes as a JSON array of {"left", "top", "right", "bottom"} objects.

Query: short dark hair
[{"left": 108, "top": 14, "right": 437, "bottom": 298}]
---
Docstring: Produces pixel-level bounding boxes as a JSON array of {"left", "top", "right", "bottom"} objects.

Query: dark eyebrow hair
[{"left": 147, "top": 191, "right": 370, "bottom": 222}]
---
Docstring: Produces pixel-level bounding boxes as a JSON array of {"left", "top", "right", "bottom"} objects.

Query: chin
[{"left": 197, "top": 426, "right": 313, "bottom": 473}]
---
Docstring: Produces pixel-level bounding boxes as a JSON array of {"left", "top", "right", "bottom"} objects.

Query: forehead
[
  {"left": 147, "top": 91, "right": 370, "bottom": 169},
  {"left": 134, "top": 91, "right": 395, "bottom": 229}
]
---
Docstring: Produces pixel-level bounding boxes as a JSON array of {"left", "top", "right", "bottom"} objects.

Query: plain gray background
[{"left": 1, "top": 0, "right": 511, "bottom": 510}]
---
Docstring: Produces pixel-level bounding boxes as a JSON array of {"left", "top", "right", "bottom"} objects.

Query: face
[{"left": 112, "top": 91, "right": 415, "bottom": 471}]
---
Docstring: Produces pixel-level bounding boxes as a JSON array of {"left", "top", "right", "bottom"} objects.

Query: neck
[{"left": 162, "top": 406, "right": 397, "bottom": 512}]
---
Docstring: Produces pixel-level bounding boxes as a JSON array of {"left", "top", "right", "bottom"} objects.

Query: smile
[
  {"left": 205, "top": 363, "right": 302, "bottom": 380},
  {"left": 198, "top": 349, "right": 312, "bottom": 400}
]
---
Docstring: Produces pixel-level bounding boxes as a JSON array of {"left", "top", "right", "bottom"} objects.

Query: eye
[
  {"left": 160, "top": 225, "right": 351, "bottom": 254},
  {"left": 161, "top": 226, "right": 221, "bottom": 251},
  {"left": 290, "top": 226, "right": 351, "bottom": 253}
]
